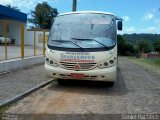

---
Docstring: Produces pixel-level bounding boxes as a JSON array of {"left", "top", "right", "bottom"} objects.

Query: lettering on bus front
[{"left": 60, "top": 53, "right": 95, "bottom": 62}]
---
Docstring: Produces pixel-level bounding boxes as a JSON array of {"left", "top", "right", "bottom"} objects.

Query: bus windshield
[{"left": 48, "top": 13, "right": 116, "bottom": 49}]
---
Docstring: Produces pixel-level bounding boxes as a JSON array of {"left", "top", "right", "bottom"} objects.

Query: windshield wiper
[
  {"left": 51, "top": 40, "right": 84, "bottom": 51},
  {"left": 71, "top": 38, "right": 109, "bottom": 50}
]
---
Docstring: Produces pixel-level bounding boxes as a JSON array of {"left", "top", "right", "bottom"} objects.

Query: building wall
[
  {"left": 25, "top": 30, "right": 49, "bottom": 47},
  {"left": 0, "top": 20, "right": 21, "bottom": 45},
  {"left": 0, "top": 20, "right": 49, "bottom": 47},
  {"left": 8, "top": 21, "right": 21, "bottom": 45}
]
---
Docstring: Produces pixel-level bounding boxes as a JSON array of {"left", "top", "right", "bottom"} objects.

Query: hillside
[{"left": 122, "top": 33, "right": 160, "bottom": 46}]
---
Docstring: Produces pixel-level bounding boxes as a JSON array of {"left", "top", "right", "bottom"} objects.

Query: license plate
[{"left": 71, "top": 73, "right": 84, "bottom": 79}]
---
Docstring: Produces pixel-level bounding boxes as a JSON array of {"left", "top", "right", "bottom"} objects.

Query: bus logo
[{"left": 74, "top": 64, "right": 81, "bottom": 70}]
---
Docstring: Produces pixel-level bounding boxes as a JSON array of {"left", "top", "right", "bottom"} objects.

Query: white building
[{"left": 0, "top": 4, "right": 49, "bottom": 47}]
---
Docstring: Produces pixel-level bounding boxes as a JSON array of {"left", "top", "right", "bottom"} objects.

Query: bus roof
[{"left": 58, "top": 11, "right": 122, "bottom": 20}]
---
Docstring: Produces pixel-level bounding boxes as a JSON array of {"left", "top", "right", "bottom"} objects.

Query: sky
[{"left": 0, "top": 0, "right": 160, "bottom": 34}]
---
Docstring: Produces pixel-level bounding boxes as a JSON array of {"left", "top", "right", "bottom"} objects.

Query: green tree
[
  {"left": 6, "top": 4, "right": 20, "bottom": 11},
  {"left": 117, "top": 35, "right": 126, "bottom": 55},
  {"left": 117, "top": 35, "right": 135, "bottom": 56},
  {"left": 28, "top": 2, "right": 58, "bottom": 29},
  {"left": 154, "top": 40, "right": 160, "bottom": 53},
  {"left": 137, "top": 40, "right": 149, "bottom": 58},
  {"left": 125, "top": 43, "right": 136, "bottom": 56}
]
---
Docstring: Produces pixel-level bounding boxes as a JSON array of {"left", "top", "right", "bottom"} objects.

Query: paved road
[
  {"left": 0, "top": 65, "right": 51, "bottom": 106},
  {"left": 6, "top": 57, "right": 160, "bottom": 114}
]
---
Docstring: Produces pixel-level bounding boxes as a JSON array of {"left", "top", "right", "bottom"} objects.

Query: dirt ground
[{"left": 5, "top": 57, "right": 160, "bottom": 114}]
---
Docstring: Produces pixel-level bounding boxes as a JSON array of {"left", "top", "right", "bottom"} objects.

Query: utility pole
[{"left": 72, "top": 0, "right": 77, "bottom": 12}]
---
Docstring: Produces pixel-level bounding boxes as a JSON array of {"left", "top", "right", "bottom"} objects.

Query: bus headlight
[
  {"left": 103, "top": 62, "right": 108, "bottom": 66},
  {"left": 98, "top": 59, "right": 116, "bottom": 68},
  {"left": 109, "top": 60, "right": 114, "bottom": 64},
  {"left": 98, "top": 63, "right": 103, "bottom": 68},
  {"left": 46, "top": 58, "right": 49, "bottom": 62},
  {"left": 53, "top": 62, "right": 58, "bottom": 67},
  {"left": 45, "top": 57, "right": 58, "bottom": 67},
  {"left": 50, "top": 60, "right": 58, "bottom": 67},
  {"left": 50, "top": 60, "right": 54, "bottom": 64}
]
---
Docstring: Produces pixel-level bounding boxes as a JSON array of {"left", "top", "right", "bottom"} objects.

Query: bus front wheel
[
  {"left": 107, "top": 82, "right": 114, "bottom": 87},
  {"left": 57, "top": 79, "right": 65, "bottom": 84}
]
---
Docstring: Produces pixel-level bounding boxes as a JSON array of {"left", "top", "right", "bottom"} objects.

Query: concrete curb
[
  {"left": 0, "top": 79, "right": 53, "bottom": 107},
  {"left": 0, "top": 55, "right": 45, "bottom": 74},
  {"left": 0, "top": 63, "right": 43, "bottom": 75}
]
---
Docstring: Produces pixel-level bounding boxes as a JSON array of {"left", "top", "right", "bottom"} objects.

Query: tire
[
  {"left": 57, "top": 79, "right": 65, "bottom": 85},
  {"left": 107, "top": 82, "right": 114, "bottom": 87}
]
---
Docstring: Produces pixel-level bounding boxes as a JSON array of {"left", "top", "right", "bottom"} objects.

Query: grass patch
[
  {"left": 144, "top": 58, "right": 160, "bottom": 66},
  {"left": 128, "top": 57, "right": 160, "bottom": 75},
  {"left": 0, "top": 104, "right": 12, "bottom": 119},
  {"left": 134, "top": 58, "right": 160, "bottom": 66},
  {"left": 127, "top": 56, "right": 135, "bottom": 59}
]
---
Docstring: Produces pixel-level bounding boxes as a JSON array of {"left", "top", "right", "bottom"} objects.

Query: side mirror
[{"left": 118, "top": 21, "right": 122, "bottom": 30}]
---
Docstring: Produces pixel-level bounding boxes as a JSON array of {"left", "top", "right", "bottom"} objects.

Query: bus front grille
[{"left": 60, "top": 62, "right": 97, "bottom": 71}]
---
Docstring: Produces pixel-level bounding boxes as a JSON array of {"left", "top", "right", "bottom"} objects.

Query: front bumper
[{"left": 44, "top": 63, "right": 117, "bottom": 82}]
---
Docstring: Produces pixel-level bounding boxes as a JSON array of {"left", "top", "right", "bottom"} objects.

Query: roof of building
[{"left": 0, "top": 4, "right": 27, "bottom": 23}]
